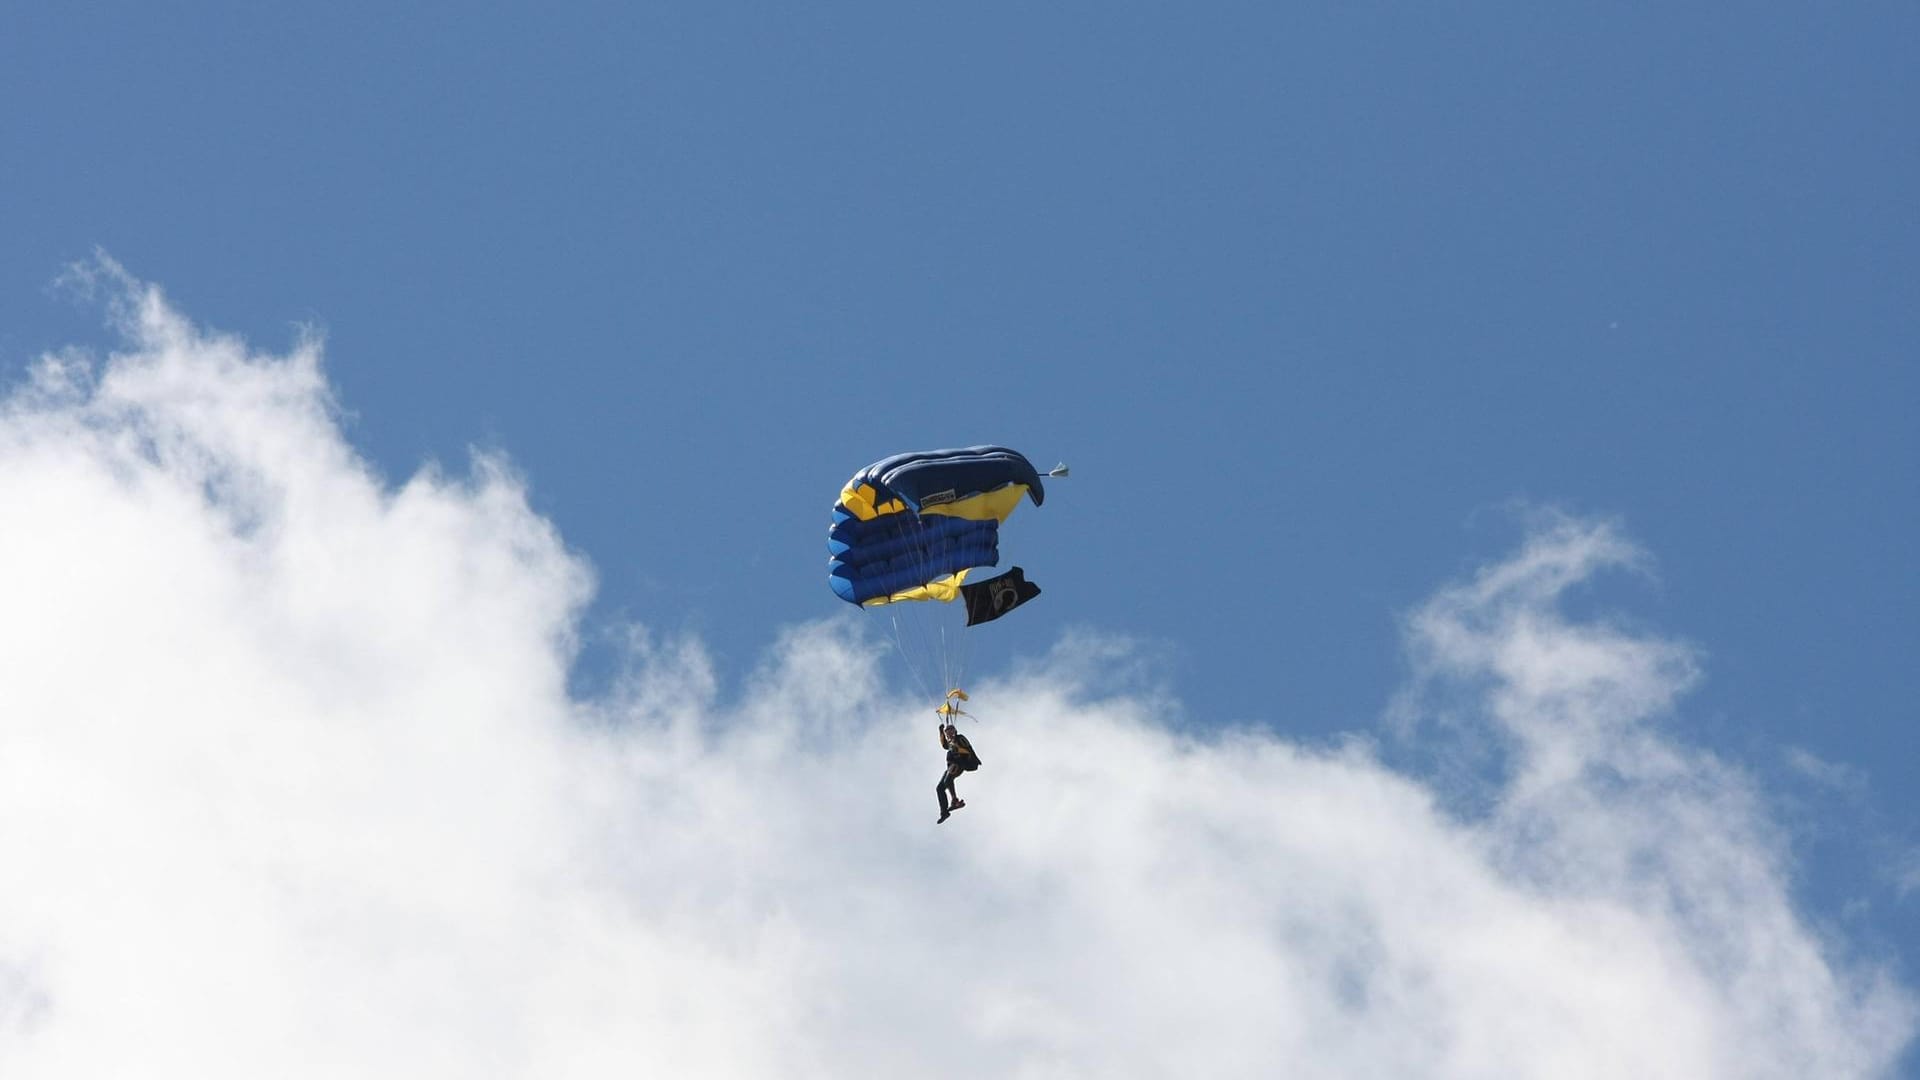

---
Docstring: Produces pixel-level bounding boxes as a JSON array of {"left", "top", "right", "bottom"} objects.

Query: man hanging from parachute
[
  {"left": 936, "top": 697, "right": 979, "bottom": 824},
  {"left": 826, "top": 445, "right": 1064, "bottom": 823}
]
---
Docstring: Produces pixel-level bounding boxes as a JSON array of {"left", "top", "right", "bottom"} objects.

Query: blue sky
[{"left": 3, "top": 5, "right": 1917, "bottom": 1075}]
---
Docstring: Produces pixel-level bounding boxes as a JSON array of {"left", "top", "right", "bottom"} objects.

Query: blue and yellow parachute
[{"left": 828, "top": 446, "right": 1056, "bottom": 708}]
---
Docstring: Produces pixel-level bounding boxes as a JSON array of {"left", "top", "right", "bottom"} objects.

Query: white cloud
[
  {"left": 0, "top": 262, "right": 1912, "bottom": 1077},
  {"left": 1784, "top": 746, "right": 1870, "bottom": 797}
]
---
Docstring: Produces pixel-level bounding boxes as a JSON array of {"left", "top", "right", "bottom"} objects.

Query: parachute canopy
[
  {"left": 827, "top": 445, "right": 1055, "bottom": 705},
  {"left": 828, "top": 446, "right": 1045, "bottom": 607}
]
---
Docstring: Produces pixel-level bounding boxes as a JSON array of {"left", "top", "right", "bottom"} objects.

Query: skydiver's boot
[{"left": 949, "top": 800, "right": 965, "bottom": 812}]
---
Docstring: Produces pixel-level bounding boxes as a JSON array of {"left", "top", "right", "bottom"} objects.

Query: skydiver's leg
[{"left": 937, "top": 766, "right": 958, "bottom": 821}]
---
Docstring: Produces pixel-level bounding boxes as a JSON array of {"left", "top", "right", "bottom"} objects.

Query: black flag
[{"left": 962, "top": 566, "right": 1042, "bottom": 626}]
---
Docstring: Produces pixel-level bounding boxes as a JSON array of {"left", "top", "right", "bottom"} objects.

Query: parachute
[{"left": 828, "top": 446, "right": 1060, "bottom": 709}]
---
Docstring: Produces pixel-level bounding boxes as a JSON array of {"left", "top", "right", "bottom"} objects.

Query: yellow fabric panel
[
  {"left": 837, "top": 482, "right": 912, "bottom": 522},
  {"left": 859, "top": 569, "right": 971, "bottom": 606},
  {"left": 918, "top": 484, "right": 1029, "bottom": 524},
  {"left": 840, "top": 481, "right": 1025, "bottom": 523}
]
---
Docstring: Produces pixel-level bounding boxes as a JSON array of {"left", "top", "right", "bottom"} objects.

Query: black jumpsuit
[{"left": 937, "top": 727, "right": 979, "bottom": 817}]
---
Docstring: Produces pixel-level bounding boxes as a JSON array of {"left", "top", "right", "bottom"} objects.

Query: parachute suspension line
[
  {"left": 889, "top": 503, "right": 964, "bottom": 710},
  {"left": 931, "top": 511, "right": 960, "bottom": 704},
  {"left": 938, "top": 620, "right": 949, "bottom": 700},
  {"left": 918, "top": 505, "right": 958, "bottom": 708},
  {"left": 947, "top": 592, "right": 973, "bottom": 703},
  {"left": 942, "top": 509, "right": 976, "bottom": 705},
  {"left": 889, "top": 606, "right": 937, "bottom": 707},
  {"left": 920, "top": 512, "right": 938, "bottom": 698},
  {"left": 940, "top": 621, "right": 966, "bottom": 707},
  {"left": 887, "top": 507, "right": 930, "bottom": 706},
  {"left": 830, "top": 447, "right": 1051, "bottom": 719}
]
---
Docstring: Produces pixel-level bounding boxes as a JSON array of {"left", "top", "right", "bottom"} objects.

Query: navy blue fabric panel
[
  {"left": 842, "top": 535, "right": 997, "bottom": 580},
  {"left": 829, "top": 513, "right": 988, "bottom": 570},
  {"left": 849, "top": 445, "right": 1045, "bottom": 511},
  {"left": 828, "top": 518, "right": 1002, "bottom": 604},
  {"left": 830, "top": 541, "right": 1001, "bottom": 603},
  {"left": 829, "top": 533, "right": 999, "bottom": 590}
]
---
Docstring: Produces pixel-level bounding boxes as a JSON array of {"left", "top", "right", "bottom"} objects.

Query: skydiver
[{"left": 936, "top": 720, "right": 980, "bottom": 824}]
